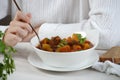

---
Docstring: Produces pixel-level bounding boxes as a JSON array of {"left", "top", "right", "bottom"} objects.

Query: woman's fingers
[
  {"left": 4, "top": 26, "right": 28, "bottom": 46},
  {"left": 4, "top": 11, "right": 33, "bottom": 46},
  {"left": 14, "top": 11, "right": 31, "bottom": 23},
  {"left": 7, "top": 27, "right": 28, "bottom": 38},
  {"left": 22, "top": 26, "right": 40, "bottom": 42},
  {"left": 10, "top": 20, "right": 32, "bottom": 32},
  {"left": 26, "top": 13, "right": 32, "bottom": 19},
  {"left": 4, "top": 33, "right": 22, "bottom": 46}
]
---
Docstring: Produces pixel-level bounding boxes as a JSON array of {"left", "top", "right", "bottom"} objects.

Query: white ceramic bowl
[{"left": 30, "top": 30, "right": 99, "bottom": 68}]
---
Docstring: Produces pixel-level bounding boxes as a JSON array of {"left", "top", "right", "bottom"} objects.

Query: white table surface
[{"left": 6, "top": 43, "right": 120, "bottom": 80}]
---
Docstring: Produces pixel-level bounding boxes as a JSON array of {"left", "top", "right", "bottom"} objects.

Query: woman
[{"left": 1, "top": 0, "right": 120, "bottom": 49}]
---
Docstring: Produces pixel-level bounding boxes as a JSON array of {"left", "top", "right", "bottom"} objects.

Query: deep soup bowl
[{"left": 30, "top": 30, "right": 99, "bottom": 68}]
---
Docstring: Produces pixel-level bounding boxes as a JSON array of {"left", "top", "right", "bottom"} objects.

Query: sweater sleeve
[{"left": 39, "top": 0, "right": 120, "bottom": 49}]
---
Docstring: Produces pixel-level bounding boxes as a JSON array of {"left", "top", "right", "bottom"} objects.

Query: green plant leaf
[{"left": 0, "top": 31, "right": 16, "bottom": 80}]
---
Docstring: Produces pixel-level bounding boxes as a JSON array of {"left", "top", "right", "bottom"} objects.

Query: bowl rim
[{"left": 31, "top": 29, "right": 99, "bottom": 54}]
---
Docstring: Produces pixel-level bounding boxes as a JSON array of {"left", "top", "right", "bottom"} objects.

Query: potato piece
[
  {"left": 42, "top": 44, "right": 53, "bottom": 51},
  {"left": 72, "top": 34, "right": 79, "bottom": 41},
  {"left": 83, "top": 43, "right": 91, "bottom": 50}
]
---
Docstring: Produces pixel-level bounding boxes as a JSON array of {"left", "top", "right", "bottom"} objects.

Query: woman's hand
[{"left": 3, "top": 11, "right": 39, "bottom": 46}]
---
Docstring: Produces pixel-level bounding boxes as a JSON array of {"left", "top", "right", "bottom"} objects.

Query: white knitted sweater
[{"left": 0, "top": 0, "right": 120, "bottom": 49}]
